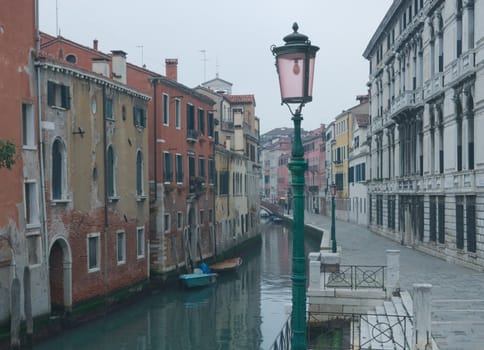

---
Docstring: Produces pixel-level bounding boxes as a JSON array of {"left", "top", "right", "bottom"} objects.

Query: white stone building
[
  {"left": 349, "top": 114, "right": 370, "bottom": 226},
  {"left": 363, "top": 0, "right": 484, "bottom": 270}
]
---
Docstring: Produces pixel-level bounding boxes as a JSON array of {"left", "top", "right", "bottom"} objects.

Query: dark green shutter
[{"left": 47, "top": 81, "right": 55, "bottom": 106}]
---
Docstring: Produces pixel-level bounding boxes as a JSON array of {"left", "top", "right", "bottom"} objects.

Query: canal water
[{"left": 34, "top": 219, "right": 321, "bottom": 350}]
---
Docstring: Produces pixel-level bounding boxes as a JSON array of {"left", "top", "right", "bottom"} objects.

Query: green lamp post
[
  {"left": 271, "top": 22, "right": 319, "bottom": 350},
  {"left": 330, "top": 183, "right": 337, "bottom": 253}
]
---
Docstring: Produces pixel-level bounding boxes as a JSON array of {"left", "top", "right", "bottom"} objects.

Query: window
[
  {"left": 116, "top": 231, "right": 126, "bottom": 264},
  {"left": 208, "top": 112, "right": 214, "bottom": 137},
  {"left": 24, "top": 181, "right": 39, "bottom": 227},
  {"left": 137, "top": 226, "right": 145, "bottom": 258},
  {"left": 429, "top": 196, "right": 437, "bottom": 242},
  {"left": 47, "top": 81, "right": 70, "bottom": 109},
  {"left": 176, "top": 154, "right": 183, "bottom": 183},
  {"left": 466, "top": 196, "right": 476, "bottom": 253},
  {"left": 52, "top": 138, "right": 66, "bottom": 200},
  {"left": 188, "top": 155, "right": 195, "bottom": 178},
  {"left": 107, "top": 145, "right": 116, "bottom": 197},
  {"left": 187, "top": 104, "right": 195, "bottom": 138},
  {"left": 163, "top": 93, "right": 169, "bottom": 125},
  {"left": 105, "top": 98, "right": 114, "bottom": 120},
  {"left": 200, "top": 210, "right": 204, "bottom": 225},
  {"left": 177, "top": 212, "right": 183, "bottom": 230},
  {"left": 219, "top": 170, "right": 229, "bottom": 195},
  {"left": 198, "top": 157, "right": 206, "bottom": 178},
  {"left": 65, "top": 54, "right": 77, "bottom": 64},
  {"left": 136, "top": 150, "right": 144, "bottom": 196},
  {"left": 208, "top": 158, "right": 215, "bottom": 185},
  {"left": 164, "top": 213, "right": 170, "bottom": 232},
  {"left": 133, "top": 107, "right": 146, "bottom": 128},
  {"left": 87, "top": 233, "right": 100, "bottom": 272},
  {"left": 456, "top": 196, "right": 464, "bottom": 249},
  {"left": 438, "top": 196, "right": 445, "bottom": 244},
  {"left": 22, "top": 103, "right": 35, "bottom": 148},
  {"left": 27, "top": 235, "right": 40, "bottom": 265},
  {"left": 163, "top": 152, "right": 173, "bottom": 183},
  {"left": 175, "top": 98, "right": 181, "bottom": 129},
  {"left": 198, "top": 108, "right": 205, "bottom": 135}
]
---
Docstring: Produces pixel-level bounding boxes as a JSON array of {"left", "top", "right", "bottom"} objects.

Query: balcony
[
  {"left": 448, "top": 50, "right": 475, "bottom": 87},
  {"left": 186, "top": 129, "right": 199, "bottom": 142},
  {"left": 221, "top": 121, "right": 234, "bottom": 131},
  {"left": 243, "top": 122, "right": 259, "bottom": 140},
  {"left": 390, "top": 91, "right": 414, "bottom": 116},
  {"left": 424, "top": 73, "right": 444, "bottom": 101}
]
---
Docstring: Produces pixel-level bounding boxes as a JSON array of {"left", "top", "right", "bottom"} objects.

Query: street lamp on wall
[
  {"left": 330, "top": 183, "right": 337, "bottom": 253},
  {"left": 271, "top": 22, "right": 319, "bottom": 350}
]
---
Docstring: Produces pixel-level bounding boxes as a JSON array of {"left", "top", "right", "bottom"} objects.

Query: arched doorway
[{"left": 49, "top": 238, "right": 72, "bottom": 314}]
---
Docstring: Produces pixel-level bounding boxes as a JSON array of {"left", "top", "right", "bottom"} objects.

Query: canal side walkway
[{"left": 299, "top": 211, "right": 484, "bottom": 350}]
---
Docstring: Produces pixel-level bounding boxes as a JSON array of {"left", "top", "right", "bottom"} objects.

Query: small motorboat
[
  {"left": 209, "top": 257, "right": 243, "bottom": 273},
  {"left": 179, "top": 271, "right": 218, "bottom": 288}
]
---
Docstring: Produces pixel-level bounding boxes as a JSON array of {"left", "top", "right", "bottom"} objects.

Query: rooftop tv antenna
[
  {"left": 137, "top": 45, "right": 144, "bottom": 67},
  {"left": 56, "top": 0, "right": 60, "bottom": 36},
  {"left": 200, "top": 49, "right": 208, "bottom": 82}
]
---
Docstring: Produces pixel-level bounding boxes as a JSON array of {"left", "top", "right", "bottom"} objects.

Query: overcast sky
[{"left": 39, "top": 0, "right": 393, "bottom": 133}]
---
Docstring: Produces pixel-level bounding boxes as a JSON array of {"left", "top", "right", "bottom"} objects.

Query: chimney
[
  {"left": 165, "top": 58, "right": 178, "bottom": 81},
  {"left": 111, "top": 50, "right": 127, "bottom": 84},
  {"left": 93, "top": 39, "right": 98, "bottom": 50},
  {"left": 92, "top": 57, "right": 110, "bottom": 78}
]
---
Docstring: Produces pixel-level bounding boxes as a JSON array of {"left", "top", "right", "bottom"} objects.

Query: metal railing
[
  {"left": 323, "top": 265, "right": 385, "bottom": 290},
  {"left": 269, "top": 316, "right": 291, "bottom": 350},
  {"left": 307, "top": 311, "right": 412, "bottom": 350}
]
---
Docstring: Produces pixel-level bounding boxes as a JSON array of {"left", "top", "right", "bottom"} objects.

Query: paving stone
[{"left": 302, "top": 211, "right": 484, "bottom": 350}]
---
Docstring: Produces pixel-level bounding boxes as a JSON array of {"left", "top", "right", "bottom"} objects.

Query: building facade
[
  {"left": 38, "top": 58, "right": 150, "bottom": 309},
  {"left": 196, "top": 83, "right": 261, "bottom": 254},
  {"left": 348, "top": 114, "right": 370, "bottom": 225},
  {"left": 0, "top": 0, "right": 47, "bottom": 323},
  {"left": 364, "top": 0, "right": 484, "bottom": 270}
]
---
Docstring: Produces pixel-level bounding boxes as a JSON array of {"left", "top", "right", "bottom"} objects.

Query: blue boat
[{"left": 179, "top": 272, "right": 217, "bottom": 288}]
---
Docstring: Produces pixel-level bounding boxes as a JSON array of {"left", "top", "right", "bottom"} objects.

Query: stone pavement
[{"left": 302, "top": 211, "right": 484, "bottom": 350}]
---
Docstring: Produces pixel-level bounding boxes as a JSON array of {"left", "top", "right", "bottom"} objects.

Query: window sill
[
  {"left": 25, "top": 229, "right": 41, "bottom": 236},
  {"left": 117, "top": 260, "right": 126, "bottom": 266},
  {"left": 108, "top": 196, "right": 120, "bottom": 203},
  {"left": 50, "top": 105, "right": 67, "bottom": 111},
  {"left": 26, "top": 223, "right": 41, "bottom": 230},
  {"left": 137, "top": 255, "right": 145, "bottom": 260},
  {"left": 88, "top": 267, "right": 100, "bottom": 273},
  {"left": 22, "top": 145, "right": 37, "bottom": 151},
  {"left": 136, "top": 195, "right": 147, "bottom": 202},
  {"left": 52, "top": 199, "right": 71, "bottom": 205}
]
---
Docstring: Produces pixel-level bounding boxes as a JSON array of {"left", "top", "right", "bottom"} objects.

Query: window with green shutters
[
  {"left": 176, "top": 154, "right": 184, "bottom": 184},
  {"left": 163, "top": 152, "right": 173, "bottom": 183},
  {"left": 47, "top": 81, "right": 70, "bottom": 109}
]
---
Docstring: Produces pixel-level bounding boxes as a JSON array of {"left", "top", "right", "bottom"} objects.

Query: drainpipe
[
  {"left": 102, "top": 85, "right": 108, "bottom": 295},
  {"left": 152, "top": 79, "right": 158, "bottom": 202},
  {"left": 35, "top": 0, "right": 49, "bottom": 263}
]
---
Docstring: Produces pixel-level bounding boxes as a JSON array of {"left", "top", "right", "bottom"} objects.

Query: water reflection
[{"left": 34, "top": 220, "right": 320, "bottom": 350}]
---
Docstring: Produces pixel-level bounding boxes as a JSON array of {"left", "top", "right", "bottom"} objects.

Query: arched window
[
  {"left": 107, "top": 145, "right": 116, "bottom": 197},
  {"left": 136, "top": 150, "right": 144, "bottom": 196},
  {"left": 52, "top": 138, "right": 66, "bottom": 200}
]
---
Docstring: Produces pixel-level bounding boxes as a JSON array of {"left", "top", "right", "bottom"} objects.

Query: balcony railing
[
  {"left": 186, "top": 129, "right": 199, "bottom": 142},
  {"left": 390, "top": 91, "right": 414, "bottom": 116},
  {"left": 323, "top": 265, "right": 385, "bottom": 290},
  {"left": 449, "top": 50, "right": 475, "bottom": 85},
  {"left": 269, "top": 316, "right": 291, "bottom": 350},
  {"left": 423, "top": 73, "right": 444, "bottom": 100},
  {"left": 307, "top": 311, "right": 412, "bottom": 350}
]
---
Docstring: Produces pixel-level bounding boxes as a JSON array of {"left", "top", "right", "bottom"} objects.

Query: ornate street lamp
[
  {"left": 271, "top": 22, "right": 319, "bottom": 350},
  {"left": 330, "top": 183, "right": 337, "bottom": 253}
]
